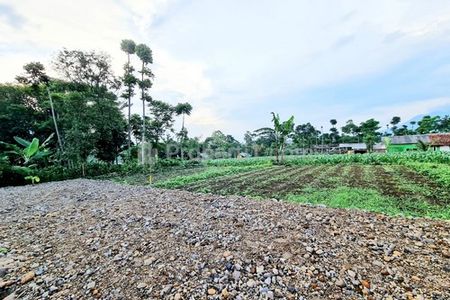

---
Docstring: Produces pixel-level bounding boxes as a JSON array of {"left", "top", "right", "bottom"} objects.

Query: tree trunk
[
  {"left": 141, "top": 61, "right": 146, "bottom": 165},
  {"left": 180, "top": 113, "right": 185, "bottom": 160},
  {"left": 47, "top": 88, "right": 63, "bottom": 152},
  {"left": 127, "top": 53, "right": 132, "bottom": 158}
]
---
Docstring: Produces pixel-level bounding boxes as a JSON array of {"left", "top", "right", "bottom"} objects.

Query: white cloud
[{"left": 1, "top": 0, "right": 450, "bottom": 138}]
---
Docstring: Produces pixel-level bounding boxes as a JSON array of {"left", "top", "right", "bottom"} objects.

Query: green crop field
[{"left": 143, "top": 152, "right": 450, "bottom": 220}]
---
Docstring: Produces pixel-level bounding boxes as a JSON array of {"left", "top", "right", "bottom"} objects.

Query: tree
[
  {"left": 390, "top": 116, "right": 401, "bottom": 135},
  {"left": 417, "top": 115, "right": 440, "bottom": 134},
  {"left": 135, "top": 43, "right": 153, "bottom": 164},
  {"left": 410, "top": 121, "right": 416, "bottom": 132},
  {"left": 54, "top": 49, "right": 120, "bottom": 90},
  {"left": 437, "top": 115, "right": 450, "bottom": 132},
  {"left": 174, "top": 102, "right": 193, "bottom": 160},
  {"left": 0, "top": 85, "right": 44, "bottom": 144},
  {"left": 253, "top": 127, "right": 276, "bottom": 156},
  {"left": 120, "top": 39, "right": 137, "bottom": 156},
  {"left": 341, "top": 119, "right": 359, "bottom": 142},
  {"left": 329, "top": 119, "right": 339, "bottom": 144},
  {"left": 53, "top": 50, "right": 127, "bottom": 163},
  {"left": 243, "top": 131, "right": 255, "bottom": 155},
  {"left": 293, "top": 123, "right": 318, "bottom": 152},
  {"left": 16, "top": 62, "right": 64, "bottom": 152},
  {"left": 147, "top": 100, "right": 175, "bottom": 157},
  {"left": 203, "top": 130, "right": 241, "bottom": 158},
  {"left": 271, "top": 113, "right": 294, "bottom": 163},
  {"left": 360, "top": 118, "right": 381, "bottom": 152}
]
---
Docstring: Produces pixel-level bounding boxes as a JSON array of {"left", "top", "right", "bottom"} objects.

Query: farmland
[{"left": 145, "top": 153, "right": 450, "bottom": 219}]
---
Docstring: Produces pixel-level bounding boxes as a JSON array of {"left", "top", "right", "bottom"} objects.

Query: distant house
[
  {"left": 237, "top": 152, "right": 252, "bottom": 159},
  {"left": 338, "top": 143, "right": 367, "bottom": 154},
  {"left": 373, "top": 143, "right": 387, "bottom": 153},
  {"left": 389, "top": 133, "right": 450, "bottom": 152},
  {"left": 337, "top": 143, "right": 386, "bottom": 154}
]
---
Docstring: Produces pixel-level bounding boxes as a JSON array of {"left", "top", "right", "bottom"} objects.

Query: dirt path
[{"left": 0, "top": 179, "right": 449, "bottom": 299}]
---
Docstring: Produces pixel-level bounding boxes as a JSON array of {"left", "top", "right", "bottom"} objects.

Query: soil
[{"left": 1, "top": 179, "right": 449, "bottom": 299}]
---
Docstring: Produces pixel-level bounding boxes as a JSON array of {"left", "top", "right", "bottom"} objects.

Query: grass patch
[{"left": 286, "top": 187, "right": 450, "bottom": 219}]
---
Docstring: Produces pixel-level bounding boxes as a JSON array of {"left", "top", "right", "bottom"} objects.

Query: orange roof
[{"left": 429, "top": 133, "right": 450, "bottom": 146}]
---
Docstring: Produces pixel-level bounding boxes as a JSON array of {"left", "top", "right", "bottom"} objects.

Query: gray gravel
[{"left": 0, "top": 179, "right": 449, "bottom": 299}]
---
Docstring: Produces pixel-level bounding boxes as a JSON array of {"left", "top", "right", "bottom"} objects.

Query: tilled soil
[{"left": 0, "top": 179, "right": 449, "bottom": 300}]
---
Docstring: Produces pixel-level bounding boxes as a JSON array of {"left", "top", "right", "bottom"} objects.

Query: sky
[{"left": 1, "top": 0, "right": 450, "bottom": 140}]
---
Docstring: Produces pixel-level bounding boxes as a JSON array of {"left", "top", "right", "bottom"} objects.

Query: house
[
  {"left": 237, "top": 152, "right": 252, "bottom": 159},
  {"left": 429, "top": 134, "right": 450, "bottom": 151},
  {"left": 389, "top": 133, "right": 450, "bottom": 152},
  {"left": 337, "top": 143, "right": 387, "bottom": 154},
  {"left": 373, "top": 143, "right": 387, "bottom": 153},
  {"left": 338, "top": 143, "right": 367, "bottom": 154}
]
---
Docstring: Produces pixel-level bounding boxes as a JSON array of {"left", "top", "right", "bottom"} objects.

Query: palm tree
[
  {"left": 135, "top": 43, "right": 153, "bottom": 164},
  {"left": 175, "top": 102, "right": 193, "bottom": 160},
  {"left": 120, "top": 39, "right": 137, "bottom": 156}
]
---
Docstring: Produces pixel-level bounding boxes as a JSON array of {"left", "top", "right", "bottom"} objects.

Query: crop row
[{"left": 203, "top": 151, "right": 450, "bottom": 167}]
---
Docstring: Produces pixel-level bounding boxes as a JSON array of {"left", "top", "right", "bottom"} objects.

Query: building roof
[
  {"left": 429, "top": 134, "right": 450, "bottom": 146},
  {"left": 391, "top": 135, "right": 430, "bottom": 145},
  {"left": 373, "top": 143, "right": 386, "bottom": 150},
  {"left": 391, "top": 133, "right": 450, "bottom": 146},
  {"left": 338, "top": 143, "right": 367, "bottom": 150}
]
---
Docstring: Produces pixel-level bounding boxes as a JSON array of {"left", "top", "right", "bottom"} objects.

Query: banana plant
[
  {"left": 271, "top": 113, "right": 295, "bottom": 163},
  {"left": 1, "top": 134, "right": 53, "bottom": 183},
  {"left": 7, "top": 134, "right": 53, "bottom": 164}
]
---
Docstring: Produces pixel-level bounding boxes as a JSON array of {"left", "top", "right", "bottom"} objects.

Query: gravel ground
[{"left": 0, "top": 179, "right": 449, "bottom": 300}]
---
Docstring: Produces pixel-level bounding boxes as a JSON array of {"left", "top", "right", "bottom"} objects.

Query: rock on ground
[{"left": 0, "top": 179, "right": 449, "bottom": 299}]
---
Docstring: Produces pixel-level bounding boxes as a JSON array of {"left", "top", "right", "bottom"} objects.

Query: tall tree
[
  {"left": 147, "top": 100, "right": 175, "bottom": 158},
  {"left": 360, "top": 118, "right": 381, "bottom": 152},
  {"left": 341, "top": 119, "right": 359, "bottom": 142},
  {"left": 174, "top": 102, "right": 193, "bottom": 160},
  {"left": 390, "top": 116, "right": 401, "bottom": 135},
  {"left": 329, "top": 119, "right": 339, "bottom": 144},
  {"left": 135, "top": 43, "right": 153, "bottom": 164},
  {"left": 120, "top": 39, "right": 137, "bottom": 156},
  {"left": 16, "top": 62, "right": 64, "bottom": 152},
  {"left": 53, "top": 49, "right": 126, "bottom": 163}
]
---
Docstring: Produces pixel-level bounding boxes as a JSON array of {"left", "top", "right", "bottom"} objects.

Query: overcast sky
[{"left": 1, "top": 0, "right": 450, "bottom": 139}]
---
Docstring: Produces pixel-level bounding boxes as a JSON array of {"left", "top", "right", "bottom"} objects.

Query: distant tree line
[{"left": 242, "top": 115, "right": 450, "bottom": 157}]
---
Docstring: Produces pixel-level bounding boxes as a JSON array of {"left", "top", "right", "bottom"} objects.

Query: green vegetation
[
  {"left": 151, "top": 158, "right": 450, "bottom": 220},
  {"left": 404, "top": 162, "right": 450, "bottom": 188},
  {"left": 286, "top": 187, "right": 450, "bottom": 219},
  {"left": 283, "top": 151, "right": 450, "bottom": 165},
  {"left": 154, "top": 164, "right": 270, "bottom": 189}
]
